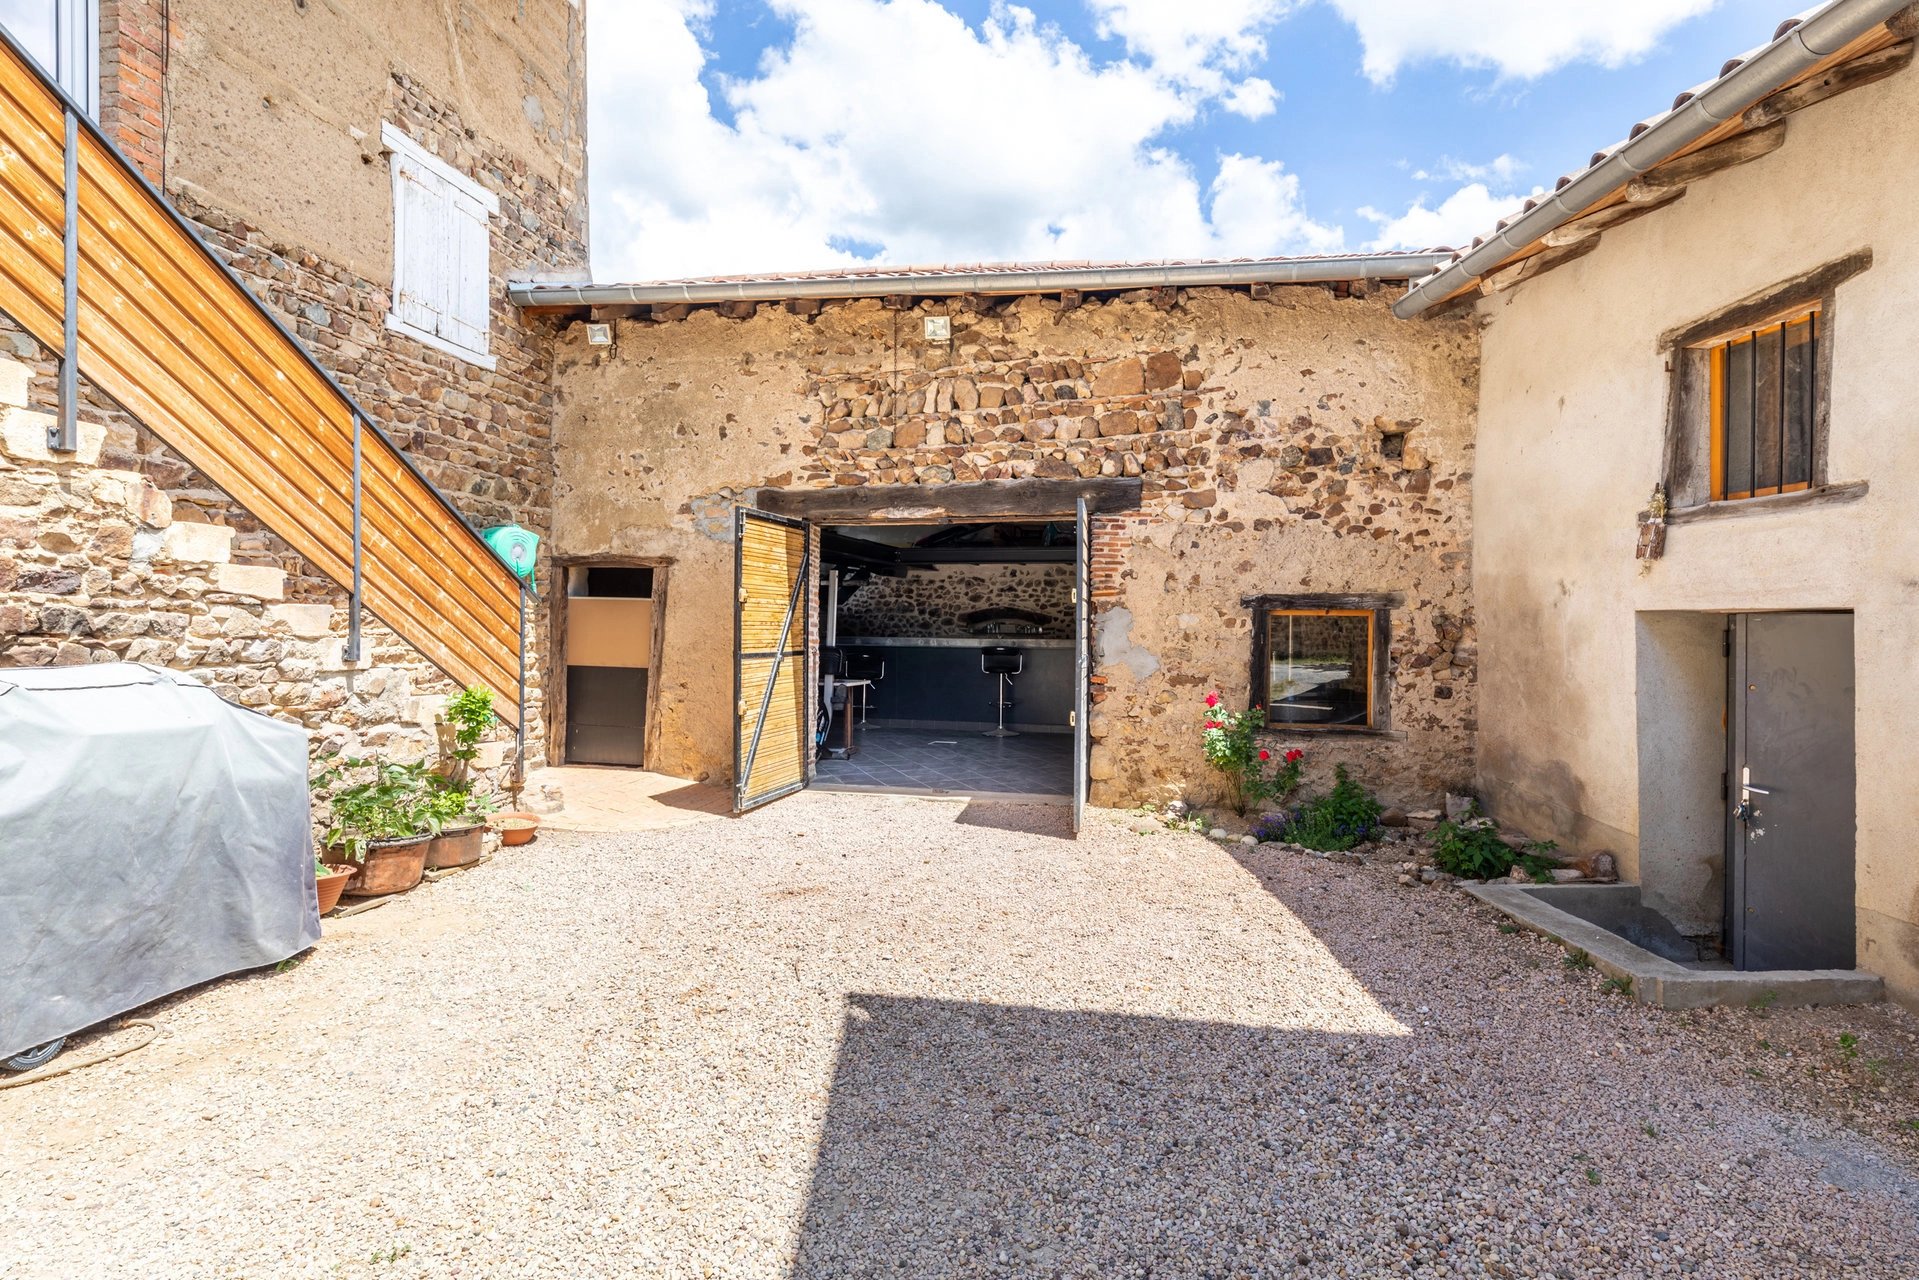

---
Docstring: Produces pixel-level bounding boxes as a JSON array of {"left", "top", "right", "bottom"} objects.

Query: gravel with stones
[{"left": 2, "top": 792, "right": 1915, "bottom": 1279}]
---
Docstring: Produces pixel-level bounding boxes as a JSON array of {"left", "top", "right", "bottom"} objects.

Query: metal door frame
[
  {"left": 734, "top": 508, "right": 812, "bottom": 812},
  {"left": 1072, "top": 497, "right": 1090, "bottom": 833}
]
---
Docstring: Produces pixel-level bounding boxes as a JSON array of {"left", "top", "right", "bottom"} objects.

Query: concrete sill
[
  {"left": 1462, "top": 881, "right": 1883, "bottom": 1009},
  {"left": 1664, "top": 480, "right": 1868, "bottom": 525}
]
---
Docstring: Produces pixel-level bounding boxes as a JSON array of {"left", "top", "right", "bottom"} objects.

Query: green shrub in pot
[{"left": 309, "top": 756, "right": 439, "bottom": 863}]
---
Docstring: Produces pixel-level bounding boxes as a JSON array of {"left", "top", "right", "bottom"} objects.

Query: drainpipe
[
  {"left": 1393, "top": 0, "right": 1915, "bottom": 318},
  {"left": 507, "top": 253, "right": 1453, "bottom": 310}
]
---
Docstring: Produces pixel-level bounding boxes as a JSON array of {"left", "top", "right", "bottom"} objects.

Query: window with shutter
[{"left": 382, "top": 122, "right": 499, "bottom": 370}]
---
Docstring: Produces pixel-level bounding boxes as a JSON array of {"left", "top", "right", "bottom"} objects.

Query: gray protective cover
[{"left": 0, "top": 663, "right": 318, "bottom": 1058}]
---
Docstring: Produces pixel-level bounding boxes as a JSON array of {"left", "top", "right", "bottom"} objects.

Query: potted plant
[
  {"left": 493, "top": 811, "right": 541, "bottom": 846},
  {"left": 314, "top": 853, "right": 356, "bottom": 915},
  {"left": 423, "top": 780, "right": 495, "bottom": 869},
  {"left": 310, "top": 756, "right": 438, "bottom": 896},
  {"left": 436, "top": 686, "right": 497, "bottom": 789}
]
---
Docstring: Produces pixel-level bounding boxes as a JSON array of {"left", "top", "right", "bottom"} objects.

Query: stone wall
[
  {"left": 0, "top": 1, "right": 582, "bottom": 781},
  {"left": 550, "top": 285, "right": 1481, "bottom": 809},
  {"left": 837, "top": 563, "right": 1074, "bottom": 638}
]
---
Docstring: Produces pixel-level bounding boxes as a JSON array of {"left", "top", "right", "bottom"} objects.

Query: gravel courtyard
[{"left": 2, "top": 792, "right": 1916, "bottom": 1279}]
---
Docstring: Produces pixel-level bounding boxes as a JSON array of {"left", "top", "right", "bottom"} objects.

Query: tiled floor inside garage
[{"left": 811, "top": 726, "right": 1072, "bottom": 799}]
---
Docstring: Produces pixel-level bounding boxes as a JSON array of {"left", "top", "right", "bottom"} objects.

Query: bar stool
[{"left": 980, "top": 646, "right": 1023, "bottom": 738}]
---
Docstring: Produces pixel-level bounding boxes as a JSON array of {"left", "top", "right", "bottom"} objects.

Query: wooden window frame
[
  {"left": 1660, "top": 251, "right": 1868, "bottom": 517},
  {"left": 1243, "top": 592, "right": 1398, "bottom": 737}
]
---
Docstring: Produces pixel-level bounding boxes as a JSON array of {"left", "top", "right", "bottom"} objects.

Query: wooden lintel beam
[
  {"left": 1058, "top": 289, "right": 1082, "bottom": 312},
  {"left": 1743, "top": 40, "right": 1914, "bottom": 130},
  {"left": 588, "top": 304, "right": 643, "bottom": 323},
  {"left": 1478, "top": 238, "right": 1600, "bottom": 297},
  {"left": 1540, "top": 185, "right": 1687, "bottom": 248},
  {"left": 756, "top": 477, "right": 1142, "bottom": 522},
  {"left": 1628, "top": 121, "right": 1786, "bottom": 197}
]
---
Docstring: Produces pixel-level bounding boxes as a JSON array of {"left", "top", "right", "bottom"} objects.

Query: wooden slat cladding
[
  {"left": 0, "top": 39, "right": 523, "bottom": 721},
  {"left": 734, "top": 512, "right": 809, "bottom": 811}
]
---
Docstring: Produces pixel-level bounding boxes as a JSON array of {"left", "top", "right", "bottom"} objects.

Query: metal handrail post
[
  {"left": 346, "top": 415, "right": 364, "bottom": 661},
  {"left": 515, "top": 585, "right": 528, "bottom": 796},
  {"left": 49, "top": 106, "right": 77, "bottom": 452}
]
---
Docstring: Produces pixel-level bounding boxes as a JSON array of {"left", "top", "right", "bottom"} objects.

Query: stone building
[
  {"left": 0, "top": 0, "right": 585, "bottom": 765},
  {"left": 524, "top": 273, "right": 1478, "bottom": 813}
]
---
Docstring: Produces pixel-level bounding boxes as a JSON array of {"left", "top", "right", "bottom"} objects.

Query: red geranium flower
[
  {"left": 1204, "top": 692, "right": 1220, "bottom": 709},
  {"left": 1204, "top": 719, "right": 1222, "bottom": 730},
  {"left": 1258, "top": 749, "right": 1270, "bottom": 761},
  {"left": 1284, "top": 748, "right": 1304, "bottom": 763}
]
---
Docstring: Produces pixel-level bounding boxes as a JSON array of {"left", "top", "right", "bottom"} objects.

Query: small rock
[
  {"left": 1549, "top": 868, "right": 1586, "bottom": 883},
  {"left": 1208, "top": 827, "right": 1229, "bottom": 840},
  {"left": 1445, "top": 793, "right": 1477, "bottom": 821},
  {"left": 1586, "top": 851, "right": 1619, "bottom": 883},
  {"left": 1239, "top": 835, "right": 1257, "bottom": 847},
  {"left": 1378, "top": 808, "right": 1409, "bottom": 828},
  {"left": 1397, "top": 874, "right": 1416, "bottom": 887}
]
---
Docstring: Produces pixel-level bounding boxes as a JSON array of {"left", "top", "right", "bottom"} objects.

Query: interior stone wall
[{"left": 836, "top": 563, "right": 1074, "bottom": 638}]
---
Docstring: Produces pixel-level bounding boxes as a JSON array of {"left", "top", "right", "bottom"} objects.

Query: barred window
[{"left": 1709, "top": 307, "right": 1819, "bottom": 501}]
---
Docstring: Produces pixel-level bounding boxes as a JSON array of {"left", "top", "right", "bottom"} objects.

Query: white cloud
[
  {"left": 1411, "top": 153, "right": 1523, "bottom": 184},
  {"left": 1221, "top": 77, "right": 1281, "bottom": 120},
  {"left": 1359, "top": 182, "right": 1538, "bottom": 251},
  {"left": 1086, "top": 1, "right": 1293, "bottom": 81},
  {"left": 589, "top": 0, "right": 1347, "bottom": 281},
  {"left": 1325, "top": 0, "right": 1722, "bottom": 82}
]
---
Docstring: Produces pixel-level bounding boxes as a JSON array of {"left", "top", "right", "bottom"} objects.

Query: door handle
[{"left": 1738, "top": 766, "right": 1773, "bottom": 800}]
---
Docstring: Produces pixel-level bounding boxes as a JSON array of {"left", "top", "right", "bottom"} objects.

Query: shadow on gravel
[
  {"left": 788, "top": 993, "right": 1398, "bottom": 1278},
  {"left": 952, "top": 801, "right": 1076, "bottom": 840}
]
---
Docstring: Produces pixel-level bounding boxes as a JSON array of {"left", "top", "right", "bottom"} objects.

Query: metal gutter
[
  {"left": 1393, "top": 0, "right": 1913, "bottom": 319},
  {"left": 507, "top": 253, "right": 1453, "bottom": 310}
]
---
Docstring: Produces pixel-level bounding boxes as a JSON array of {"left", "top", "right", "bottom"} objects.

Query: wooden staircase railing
[{"left": 0, "top": 27, "right": 526, "bottom": 729}]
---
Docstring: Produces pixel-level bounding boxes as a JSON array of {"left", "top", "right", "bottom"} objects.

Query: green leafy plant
[
  {"left": 1268, "top": 764, "right": 1381, "bottom": 851},
  {"left": 424, "top": 778, "right": 497, "bottom": 830},
  {"left": 1432, "top": 817, "right": 1558, "bottom": 881},
  {"left": 1563, "top": 947, "right": 1593, "bottom": 971},
  {"left": 438, "top": 686, "right": 498, "bottom": 787},
  {"left": 309, "top": 756, "right": 439, "bottom": 863},
  {"left": 1601, "top": 976, "right": 1633, "bottom": 997},
  {"left": 1197, "top": 691, "right": 1305, "bottom": 816},
  {"left": 1837, "top": 1032, "right": 1860, "bottom": 1061}
]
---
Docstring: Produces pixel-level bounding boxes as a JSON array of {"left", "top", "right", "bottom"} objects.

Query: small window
[
  {"left": 1707, "top": 306, "right": 1819, "bottom": 501},
  {"left": 1, "top": 0, "right": 99, "bottom": 115},
  {"left": 383, "top": 122, "right": 498, "bottom": 369},
  {"left": 1254, "top": 605, "right": 1383, "bottom": 729}
]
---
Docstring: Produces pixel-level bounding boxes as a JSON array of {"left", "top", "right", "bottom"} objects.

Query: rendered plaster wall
[
  {"left": 549, "top": 286, "right": 1480, "bottom": 809},
  {"left": 1471, "top": 62, "right": 1919, "bottom": 1000},
  {"left": 163, "top": 0, "right": 586, "bottom": 281}
]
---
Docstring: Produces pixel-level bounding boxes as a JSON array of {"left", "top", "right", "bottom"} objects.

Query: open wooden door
[
  {"left": 1073, "top": 496, "right": 1090, "bottom": 833},
  {"left": 735, "top": 509, "right": 812, "bottom": 813}
]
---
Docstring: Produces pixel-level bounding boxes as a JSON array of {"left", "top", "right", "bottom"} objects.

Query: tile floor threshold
[{"left": 809, "top": 781, "right": 1071, "bottom": 805}]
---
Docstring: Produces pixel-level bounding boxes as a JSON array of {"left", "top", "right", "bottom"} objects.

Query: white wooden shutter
[
  {"left": 383, "top": 123, "right": 498, "bottom": 368},
  {"left": 440, "top": 191, "right": 493, "bottom": 356}
]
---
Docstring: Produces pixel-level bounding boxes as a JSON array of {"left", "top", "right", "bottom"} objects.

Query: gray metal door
[
  {"left": 1728, "top": 612, "right": 1855, "bottom": 970},
  {"left": 1072, "top": 497, "right": 1090, "bottom": 834}
]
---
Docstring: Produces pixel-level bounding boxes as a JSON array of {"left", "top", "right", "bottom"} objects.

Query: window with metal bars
[{"left": 1707, "top": 307, "right": 1819, "bottom": 501}]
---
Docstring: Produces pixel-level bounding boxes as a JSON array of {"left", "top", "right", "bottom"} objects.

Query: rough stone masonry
[{"left": 551, "top": 283, "right": 1481, "bottom": 809}]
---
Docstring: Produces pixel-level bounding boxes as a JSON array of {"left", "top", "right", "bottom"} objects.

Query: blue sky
[{"left": 589, "top": 0, "right": 1796, "bottom": 281}]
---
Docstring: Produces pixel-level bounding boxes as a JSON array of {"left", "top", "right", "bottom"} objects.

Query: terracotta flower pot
[
  {"left": 493, "top": 812, "right": 540, "bottom": 847},
  {"left": 315, "top": 864, "right": 355, "bottom": 915},
  {"left": 425, "top": 823, "right": 485, "bottom": 869},
  {"left": 339, "top": 834, "right": 430, "bottom": 896}
]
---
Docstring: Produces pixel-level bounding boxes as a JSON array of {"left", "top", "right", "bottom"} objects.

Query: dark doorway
[
  {"left": 1727, "top": 611, "right": 1855, "bottom": 970},
  {"left": 811, "top": 519, "right": 1081, "bottom": 805},
  {"left": 561, "top": 563, "right": 662, "bottom": 768}
]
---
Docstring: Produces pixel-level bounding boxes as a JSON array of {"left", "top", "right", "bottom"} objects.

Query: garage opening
[{"left": 814, "top": 520, "right": 1078, "bottom": 801}]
